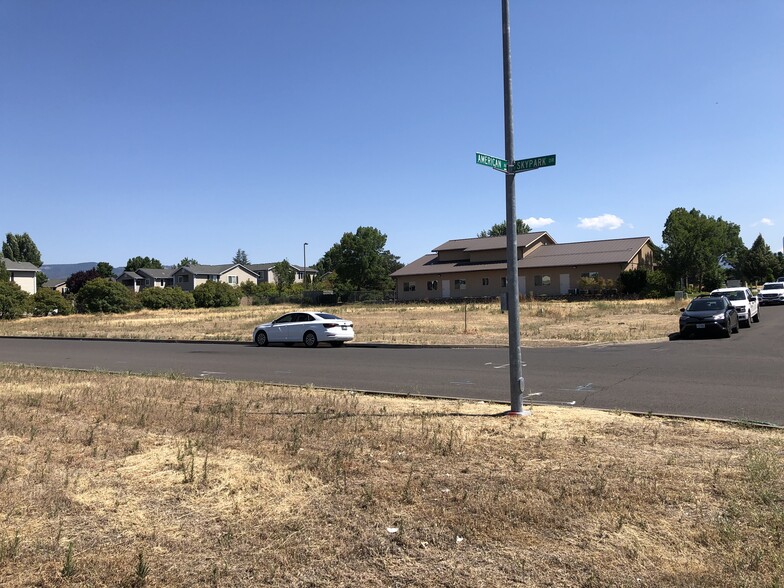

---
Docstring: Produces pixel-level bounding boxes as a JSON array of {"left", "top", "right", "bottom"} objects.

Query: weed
[{"left": 61, "top": 541, "right": 75, "bottom": 577}]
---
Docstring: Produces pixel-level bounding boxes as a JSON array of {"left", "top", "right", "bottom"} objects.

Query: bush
[
  {"left": 0, "top": 281, "right": 30, "bottom": 320},
  {"left": 31, "top": 288, "right": 72, "bottom": 316},
  {"left": 193, "top": 281, "right": 242, "bottom": 308},
  {"left": 139, "top": 287, "right": 195, "bottom": 310},
  {"left": 75, "top": 278, "right": 141, "bottom": 314},
  {"left": 617, "top": 269, "right": 648, "bottom": 295},
  {"left": 240, "top": 281, "right": 277, "bottom": 305}
]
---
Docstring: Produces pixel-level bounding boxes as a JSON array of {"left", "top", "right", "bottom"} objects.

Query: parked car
[
  {"left": 758, "top": 282, "right": 784, "bottom": 306},
  {"left": 678, "top": 295, "right": 739, "bottom": 338},
  {"left": 253, "top": 311, "right": 354, "bottom": 347},
  {"left": 710, "top": 287, "right": 760, "bottom": 327}
]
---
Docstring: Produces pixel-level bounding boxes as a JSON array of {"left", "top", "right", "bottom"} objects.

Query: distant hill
[{"left": 39, "top": 262, "right": 101, "bottom": 281}]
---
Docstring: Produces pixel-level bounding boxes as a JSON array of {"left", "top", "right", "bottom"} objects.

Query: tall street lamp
[{"left": 303, "top": 242, "right": 308, "bottom": 288}]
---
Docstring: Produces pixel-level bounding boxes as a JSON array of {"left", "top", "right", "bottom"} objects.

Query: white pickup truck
[{"left": 710, "top": 287, "right": 760, "bottom": 327}]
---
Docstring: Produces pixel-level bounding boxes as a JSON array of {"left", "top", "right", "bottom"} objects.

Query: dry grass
[
  {"left": 1, "top": 365, "right": 782, "bottom": 586},
  {"left": 0, "top": 299, "right": 684, "bottom": 346}
]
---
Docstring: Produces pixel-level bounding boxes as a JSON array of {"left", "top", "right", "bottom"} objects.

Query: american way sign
[{"left": 475, "top": 152, "right": 507, "bottom": 172}]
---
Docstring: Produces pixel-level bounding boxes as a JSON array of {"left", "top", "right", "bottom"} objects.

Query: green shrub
[
  {"left": 240, "top": 281, "right": 277, "bottom": 305},
  {"left": 139, "top": 287, "right": 195, "bottom": 310},
  {"left": 0, "top": 281, "right": 30, "bottom": 320},
  {"left": 193, "top": 281, "right": 242, "bottom": 308},
  {"left": 31, "top": 288, "right": 72, "bottom": 316},
  {"left": 74, "top": 278, "right": 141, "bottom": 314}
]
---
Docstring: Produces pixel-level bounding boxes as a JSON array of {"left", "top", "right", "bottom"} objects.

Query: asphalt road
[{"left": 1, "top": 305, "right": 783, "bottom": 425}]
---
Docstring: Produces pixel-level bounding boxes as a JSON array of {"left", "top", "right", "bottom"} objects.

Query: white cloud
[
  {"left": 760, "top": 218, "right": 774, "bottom": 226},
  {"left": 523, "top": 217, "right": 555, "bottom": 229},
  {"left": 577, "top": 213, "right": 625, "bottom": 231}
]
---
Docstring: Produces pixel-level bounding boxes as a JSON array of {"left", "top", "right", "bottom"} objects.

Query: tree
[
  {"left": 125, "top": 256, "right": 163, "bottom": 272},
  {"left": 661, "top": 208, "right": 743, "bottom": 291},
  {"left": 95, "top": 262, "right": 116, "bottom": 278},
  {"left": 179, "top": 257, "right": 199, "bottom": 267},
  {"left": 192, "top": 281, "right": 242, "bottom": 308},
  {"left": 316, "top": 226, "right": 403, "bottom": 294},
  {"left": 232, "top": 249, "right": 250, "bottom": 265},
  {"left": 75, "top": 278, "right": 141, "bottom": 314},
  {"left": 477, "top": 219, "right": 531, "bottom": 238},
  {"left": 31, "top": 288, "right": 72, "bottom": 316},
  {"left": 272, "top": 260, "right": 295, "bottom": 294},
  {"left": 0, "top": 280, "right": 30, "bottom": 319},
  {"left": 3, "top": 232, "right": 43, "bottom": 266},
  {"left": 739, "top": 234, "right": 779, "bottom": 284},
  {"left": 66, "top": 269, "right": 102, "bottom": 295}
]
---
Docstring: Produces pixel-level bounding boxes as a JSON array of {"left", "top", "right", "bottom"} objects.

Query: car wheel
[
  {"left": 743, "top": 318, "right": 751, "bottom": 328},
  {"left": 303, "top": 331, "right": 318, "bottom": 348},
  {"left": 255, "top": 330, "right": 268, "bottom": 347},
  {"left": 732, "top": 319, "right": 739, "bottom": 334},
  {"left": 753, "top": 310, "right": 760, "bottom": 323}
]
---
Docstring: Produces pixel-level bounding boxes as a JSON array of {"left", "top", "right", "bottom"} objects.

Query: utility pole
[{"left": 501, "top": 0, "right": 527, "bottom": 416}]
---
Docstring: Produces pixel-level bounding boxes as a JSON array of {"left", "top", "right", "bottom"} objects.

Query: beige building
[
  {"left": 391, "top": 232, "right": 655, "bottom": 301},
  {"left": 2, "top": 257, "right": 38, "bottom": 294},
  {"left": 171, "top": 263, "right": 258, "bottom": 292}
]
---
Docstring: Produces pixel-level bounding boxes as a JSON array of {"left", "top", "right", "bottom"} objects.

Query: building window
[
  {"left": 427, "top": 280, "right": 439, "bottom": 291},
  {"left": 454, "top": 279, "right": 467, "bottom": 290},
  {"left": 534, "top": 275, "right": 551, "bottom": 286},
  {"left": 228, "top": 276, "right": 239, "bottom": 285},
  {"left": 144, "top": 279, "right": 150, "bottom": 286},
  {"left": 501, "top": 277, "right": 507, "bottom": 288},
  {"left": 482, "top": 277, "right": 489, "bottom": 286},
  {"left": 581, "top": 272, "right": 599, "bottom": 279},
  {"left": 177, "top": 275, "right": 188, "bottom": 283},
  {"left": 403, "top": 282, "right": 416, "bottom": 292}
]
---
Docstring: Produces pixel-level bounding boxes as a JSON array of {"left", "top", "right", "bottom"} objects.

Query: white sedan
[{"left": 253, "top": 311, "right": 354, "bottom": 348}]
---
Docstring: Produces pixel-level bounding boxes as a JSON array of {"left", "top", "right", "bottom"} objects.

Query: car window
[
  {"left": 763, "top": 283, "right": 784, "bottom": 290},
  {"left": 315, "top": 313, "right": 340, "bottom": 320},
  {"left": 275, "top": 314, "right": 294, "bottom": 324},
  {"left": 687, "top": 299, "right": 725, "bottom": 311},
  {"left": 295, "top": 313, "right": 314, "bottom": 322}
]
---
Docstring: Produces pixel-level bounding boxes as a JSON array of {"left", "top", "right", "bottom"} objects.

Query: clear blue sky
[{"left": 2, "top": 1, "right": 782, "bottom": 268}]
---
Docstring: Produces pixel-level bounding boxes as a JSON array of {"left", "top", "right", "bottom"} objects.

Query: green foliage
[
  {"left": 95, "top": 262, "right": 115, "bottom": 278},
  {"left": 192, "top": 281, "right": 242, "bottom": 308},
  {"left": 240, "top": 281, "right": 277, "bottom": 304},
  {"left": 125, "top": 256, "right": 163, "bottom": 272},
  {"left": 139, "top": 287, "right": 195, "bottom": 310},
  {"left": 179, "top": 257, "right": 198, "bottom": 267},
  {"left": 0, "top": 260, "right": 8, "bottom": 281},
  {"left": 272, "top": 260, "right": 296, "bottom": 293},
  {"left": 2, "top": 232, "right": 42, "bottom": 266},
  {"left": 232, "top": 249, "right": 250, "bottom": 265},
  {"left": 31, "top": 288, "right": 72, "bottom": 316},
  {"left": 477, "top": 219, "right": 532, "bottom": 237},
  {"left": 617, "top": 268, "right": 671, "bottom": 298},
  {"left": 661, "top": 208, "right": 744, "bottom": 291},
  {"left": 35, "top": 271, "right": 48, "bottom": 289},
  {"left": 75, "top": 278, "right": 141, "bottom": 314},
  {"left": 66, "top": 269, "right": 102, "bottom": 295},
  {"left": 316, "top": 226, "right": 402, "bottom": 294},
  {"left": 739, "top": 234, "right": 780, "bottom": 285},
  {"left": 0, "top": 281, "right": 30, "bottom": 320}
]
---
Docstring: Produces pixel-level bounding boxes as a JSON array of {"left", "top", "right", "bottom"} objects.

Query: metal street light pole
[
  {"left": 502, "top": 0, "right": 529, "bottom": 416},
  {"left": 303, "top": 242, "right": 308, "bottom": 288}
]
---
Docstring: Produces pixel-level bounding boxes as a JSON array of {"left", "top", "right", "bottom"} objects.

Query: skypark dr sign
[{"left": 476, "top": 152, "right": 556, "bottom": 174}]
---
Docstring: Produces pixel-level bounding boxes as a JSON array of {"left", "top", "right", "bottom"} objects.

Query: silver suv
[{"left": 710, "top": 287, "right": 760, "bottom": 327}]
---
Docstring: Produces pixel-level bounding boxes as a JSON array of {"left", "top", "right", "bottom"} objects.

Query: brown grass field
[
  {"left": 0, "top": 299, "right": 684, "bottom": 346},
  {"left": 1, "top": 300, "right": 782, "bottom": 586}
]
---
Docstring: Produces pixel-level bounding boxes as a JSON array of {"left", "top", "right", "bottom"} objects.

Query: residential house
[
  {"left": 171, "top": 263, "right": 258, "bottom": 292},
  {"left": 391, "top": 233, "right": 655, "bottom": 301},
  {"left": 117, "top": 268, "right": 176, "bottom": 293},
  {"left": 2, "top": 257, "right": 38, "bottom": 294},
  {"left": 248, "top": 263, "right": 317, "bottom": 285},
  {"left": 42, "top": 279, "right": 68, "bottom": 294}
]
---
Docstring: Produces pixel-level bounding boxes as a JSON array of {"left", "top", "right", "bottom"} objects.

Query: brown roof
[
  {"left": 433, "top": 231, "right": 553, "bottom": 253},
  {"left": 392, "top": 237, "right": 652, "bottom": 277},
  {"left": 521, "top": 237, "right": 651, "bottom": 269}
]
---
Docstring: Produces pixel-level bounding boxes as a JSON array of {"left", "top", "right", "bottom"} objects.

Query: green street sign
[
  {"left": 476, "top": 152, "right": 507, "bottom": 172},
  {"left": 510, "top": 154, "right": 556, "bottom": 173}
]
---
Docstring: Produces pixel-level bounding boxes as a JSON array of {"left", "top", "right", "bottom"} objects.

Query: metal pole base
[{"left": 505, "top": 409, "right": 532, "bottom": 417}]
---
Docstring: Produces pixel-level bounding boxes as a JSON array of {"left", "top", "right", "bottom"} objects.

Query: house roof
[
  {"left": 136, "top": 268, "right": 175, "bottom": 279},
  {"left": 521, "top": 237, "right": 652, "bottom": 269},
  {"left": 433, "top": 231, "right": 553, "bottom": 253},
  {"left": 176, "top": 263, "right": 258, "bottom": 277},
  {"left": 117, "top": 271, "right": 143, "bottom": 280},
  {"left": 43, "top": 279, "right": 67, "bottom": 288},
  {"left": 391, "top": 237, "right": 652, "bottom": 277},
  {"left": 1, "top": 257, "right": 38, "bottom": 272}
]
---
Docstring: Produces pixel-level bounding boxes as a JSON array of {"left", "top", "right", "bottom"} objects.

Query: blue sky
[{"left": 2, "top": 1, "right": 782, "bottom": 268}]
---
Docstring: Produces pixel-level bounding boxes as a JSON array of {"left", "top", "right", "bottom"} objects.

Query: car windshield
[
  {"left": 715, "top": 290, "right": 744, "bottom": 301},
  {"left": 686, "top": 298, "right": 726, "bottom": 312},
  {"left": 315, "top": 313, "right": 341, "bottom": 320},
  {"left": 762, "top": 283, "right": 784, "bottom": 290}
]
